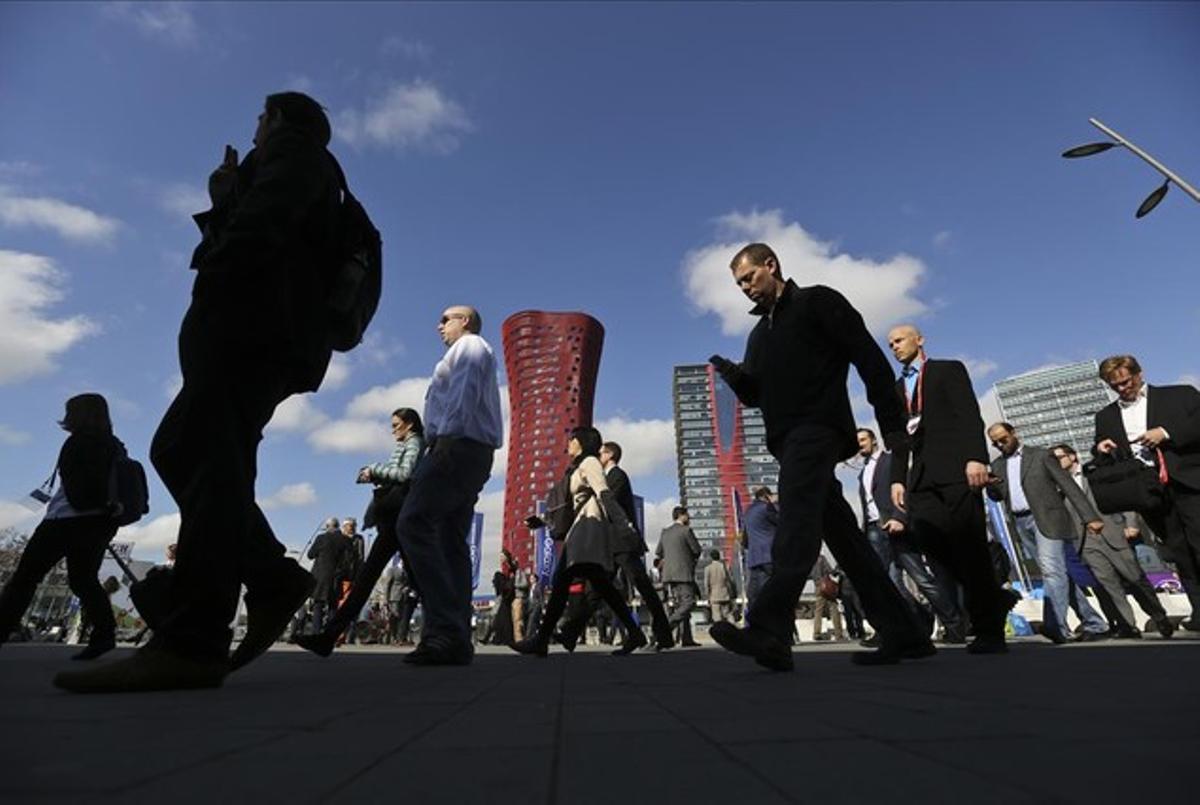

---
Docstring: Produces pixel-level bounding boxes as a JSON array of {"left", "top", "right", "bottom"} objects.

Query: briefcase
[{"left": 1082, "top": 449, "right": 1165, "bottom": 515}]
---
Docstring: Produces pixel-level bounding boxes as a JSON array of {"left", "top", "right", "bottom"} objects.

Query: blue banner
[
  {"left": 631, "top": 494, "right": 645, "bottom": 536},
  {"left": 469, "top": 511, "right": 484, "bottom": 591},
  {"left": 533, "top": 498, "right": 558, "bottom": 587}
]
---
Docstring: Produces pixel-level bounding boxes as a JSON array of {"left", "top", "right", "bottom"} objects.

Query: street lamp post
[{"left": 1062, "top": 117, "right": 1200, "bottom": 218}]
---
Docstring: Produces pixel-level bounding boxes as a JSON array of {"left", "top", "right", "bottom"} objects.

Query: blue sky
[{"left": 2, "top": 2, "right": 1197, "bottom": 580}]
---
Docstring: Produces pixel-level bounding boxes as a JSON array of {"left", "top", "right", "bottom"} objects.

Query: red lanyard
[{"left": 903, "top": 360, "right": 925, "bottom": 417}]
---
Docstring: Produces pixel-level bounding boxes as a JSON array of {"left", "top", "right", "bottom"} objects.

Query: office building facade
[
  {"left": 501, "top": 311, "right": 604, "bottom": 569},
  {"left": 993, "top": 361, "right": 1114, "bottom": 454}
]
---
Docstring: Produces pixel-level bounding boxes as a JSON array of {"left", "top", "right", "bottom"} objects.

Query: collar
[
  {"left": 902, "top": 359, "right": 923, "bottom": 378},
  {"left": 1117, "top": 384, "right": 1149, "bottom": 409},
  {"left": 749, "top": 278, "right": 797, "bottom": 317}
]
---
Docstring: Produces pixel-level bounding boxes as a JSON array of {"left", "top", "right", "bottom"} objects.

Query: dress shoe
[
  {"left": 1181, "top": 619, "right": 1200, "bottom": 632},
  {"left": 555, "top": 631, "right": 578, "bottom": 653},
  {"left": 54, "top": 648, "right": 227, "bottom": 693},
  {"left": 813, "top": 633, "right": 831, "bottom": 642},
  {"left": 1155, "top": 618, "right": 1176, "bottom": 639},
  {"left": 230, "top": 562, "right": 316, "bottom": 672},
  {"left": 940, "top": 629, "right": 968, "bottom": 645},
  {"left": 509, "top": 637, "right": 549, "bottom": 658},
  {"left": 652, "top": 629, "right": 675, "bottom": 650},
  {"left": 295, "top": 632, "right": 336, "bottom": 658},
  {"left": 404, "top": 635, "right": 473, "bottom": 666},
  {"left": 1113, "top": 626, "right": 1142, "bottom": 640},
  {"left": 859, "top": 634, "right": 880, "bottom": 648},
  {"left": 1077, "top": 630, "right": 1111, "bottom": 643},
  {"left": 680, "top": 638, "right": 702, "bottom": 647},
  {"left": 611, "top": 630, "right": 648, "bottom": 656},
  {"left": 72, "top": 639, "right": 116, "bottom": 661},
  {"left": 850, "top": 640, "right": 936, "bottom": 666},
  {"left": 709, "top": 622, "right": 793, "bottom": 671},
  {"left": 966, "top": 635, "right": 1008, "bottom": 655}
]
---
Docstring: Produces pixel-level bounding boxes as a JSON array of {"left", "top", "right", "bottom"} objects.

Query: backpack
[
  {"left": 326, "top": 155, "right": 382, "bottom": 352},
  {"left": 544, "top": 473, "right": 595, "bottom": 541},
  {"left": 108, "top": 442, "right": 149, "bottom": 527}
]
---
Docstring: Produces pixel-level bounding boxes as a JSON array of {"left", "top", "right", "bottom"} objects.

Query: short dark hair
[
  {"left": 391, "top": 407, "right": 424, "bottom": 437},
  {"left": 672, "top": 506, "right": 688, "bottom": 520},
  {"left": 265, "top": 92, "right": 331, "bottom": 146},
  {"left": 602, "top": 441, "right": 622, "bottom": 463},
  {"left": 59, "top": 393, "right": 113, "bottom": 437},
  {"left": 1099, "top": 354, "right": 1142, "bottom": 380},
  {"left": 569, "top": 426, "right": 602, "bottom": 460},
  {"left": 729, "top": 242, "right": 781, "bottom": 274},
  {"left": 857, "top": 427, "right": 877, "bottom": 443},
  {"left": 753, "top": 486, "right": 773, "bottom": 501},
  {"left": 991, "top": 422, "right": 1016, "bottom": 435},
  {"left": 709, "top": 549, "right": 720, "bottom": 560},
  {"left": 464, "top": 308, "right": 482, "bottom": 334},
  {"left": 1050, "top": 443, "right": 1077, "bottom": 459}
]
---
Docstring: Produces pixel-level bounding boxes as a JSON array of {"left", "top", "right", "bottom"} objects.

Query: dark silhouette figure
[
  {"left": 0, "top": 394, "right": 122, "bottom": 661},
  {"left": 56, "top": 92, "right": 344, "bottom": 693}
]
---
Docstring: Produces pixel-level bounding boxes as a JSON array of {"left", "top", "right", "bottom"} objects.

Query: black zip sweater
[{"left": 716, "top": 281, "right": 907, "bottom": 461}]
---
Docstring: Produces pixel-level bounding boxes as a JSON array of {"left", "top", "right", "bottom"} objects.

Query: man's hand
[
  {"left": 965, "top": 461, "right": 989, "bottom": 490},
  {"left": 1123, "top": 527, "right": 1140, "bottom": 541},
  {"left": 890, "top": 483, "right": 907, "bottom": 513},
  {"left": 1086, "top": 520, "right": 1105, "bottom": 535},
  {"left": 524, "top": 515, "right": 546, "bottom": 530},
  {"left": 1134, "top": 427, "right": 1168, "bottom": 448},
  {"left": 1095, "top": 438, "right": 1118, "bottom": 455},
  {"left": 882, "top": 518, "right": 905, "bottom": 534},
  {"left": 207, "top": 144, "right": 239, "bottom": 206},
  {"left": 708, "top": 355, "right": 735, "bottom": 375}
]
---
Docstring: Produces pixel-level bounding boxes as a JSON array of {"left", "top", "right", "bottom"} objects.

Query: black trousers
[
  {"left": 749, "top": 425, "right": 926, "bottom": 646},
  {"left": 148, "top": 312, "right": 300, "bottom": 659},
  {"left": 534, "top": 563, "right": 637, "bottom": 646},
  {"left": 559, "top": 552, "right": 671, "bottom": 642},
  {"left": 1145, "top": 484, "right": 1200, "bottom": 614},
  {"left": 907, "top": 482, "right": 1009, "bottom": 639},
  {"left": 0, "top": 515, "right": 118, "bottom": 646}
]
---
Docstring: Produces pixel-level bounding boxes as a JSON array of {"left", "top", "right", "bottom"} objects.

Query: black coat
[
  {"left": 308, "top": 529, "right": 350, "bottom": 601},
  {"left": 57, "top": 433, "right": 120, "bottom": 512},
  {"left": 1094, "top": 384, "right": 1200, "bottom": 492},
  {"left": 890, "top": 359, "right": 989, "bottom": 490},
  {"left": 858, "top": 450, "right": 905, "bottom": 529},
  {"left": 188, "top": 124, "right": 341, "bottom": 392},
  {"left": 605, "top": 465, "right": 648, "bottom": 555},
  {"left": 720, "top": 281, "right": 907, "bottom": 459}
]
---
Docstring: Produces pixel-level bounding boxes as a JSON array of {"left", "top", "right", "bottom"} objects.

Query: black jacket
[
  {"left": 719, "top": 282, "right": 906, "bottom": 460},
  {"left": 308, "top": 529, "right": 351, "bottom": 599},
  {"left": 57, "top": 433, "right": 120, "bottom": 512},
  {"left": 890, "top": 359, "right": 988, "bottom": 490},
  {"left": 1094, "top": 384, "right": 1200, "bottom": 492},
  {"left": 605, "top": 465, "right": 648, "bottom": 555},
  {"left": 858, "top": 450, "right": 905, "bottom": 529},
  {"left": 188, "top": 124, "right": 341, "bottom": 392}
]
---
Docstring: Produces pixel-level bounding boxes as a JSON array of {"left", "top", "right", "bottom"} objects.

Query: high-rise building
[
  {"left": 672, "top": 364, "right": 779, "bottom": 568},
  {"left": 501, "top": 311, "right": 604, "bottom": 569},
  {"left": 993, "top": 361, "right": 1114, "bottom": 453}
]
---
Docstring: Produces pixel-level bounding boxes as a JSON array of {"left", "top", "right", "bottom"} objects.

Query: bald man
[
  {"left": 886, "top": 325, "right": 1012, "bottom": 654},
  {"left": 395, "top": 305, "right": 503, "bottom": 665}
]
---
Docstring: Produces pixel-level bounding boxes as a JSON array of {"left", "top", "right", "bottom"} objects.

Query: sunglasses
[{"left": 439, "top": 314, "right": 467, "bottom": 325}]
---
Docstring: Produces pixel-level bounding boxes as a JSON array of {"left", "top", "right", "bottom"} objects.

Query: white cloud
[
  {"left": 321, "top": 353, "right": 352, "bottom": 391},
  {"left": 346, "top": 376, "right": 431, "bottom": 419},
  {"left": 117, "top": 512, "right": 182, "bottom": 557},
  {"left": 267, "top": 395, "right": 329, "bottom": 434},
  {"left": 0, "top": 188, "right": 120, "bottom": 242},
  {"left": 0, "top": 501, "right": 39, "bottom": 532},
  {"left": 682, "top": 209, "right": 928, "bottom": 336},
  {"left": 336, "top": 81, "right": 472, "bottom": 153},
  {"left": 0, "top": 251, "right": 98, "bottom": 385},
  {"left": 102, "top": 2, "right": 199, "bottom": 47},
  {"left": 0, "top": 425, "right": 30, "bottom": 445},
  {"left": 1177, "top": 374, "right": 1199, "bottom": 389},
  {"left": 309, "top": 417, "right": 391, "bottom": 454},
  {"left": 642, "top": 497, "right": 682, "bottom": 547},
  {"left": 594, "top": 417, "right": 676, "bottom": 478},
  {"left": 259, "top": 482, "right": 318, "bottom": 511},
  {"left": 957, "top": 356, "right": 998, "bottom": 381},
  {"left": 159, "top": 183, "right": 208, "bottom": 218},
  {"left": 475, "top": 490, "right": 506, "bottom": 585}
]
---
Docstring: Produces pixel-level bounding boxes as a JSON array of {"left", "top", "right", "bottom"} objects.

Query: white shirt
[
  {"left": 423, "top": 333, "right": 504, "bottom": 448},
  {"left": 861, "top": 451, "right": 882, "bottom": 523},
  {"left": 1118, "top": 386, "right": 1157, "bottom": 467},
  {"left": 1007, "top": 448, "right": 1031, "bottom": 514}
]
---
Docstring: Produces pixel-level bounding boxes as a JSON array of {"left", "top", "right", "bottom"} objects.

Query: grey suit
[
  {"left": 988, "top": 445, "right": 1107, "bottom": 638},
  {"left": 1065, "top": 472, "right": 1169, "bottom": 630},
  {"left": 656, "top": 523, "right": 701, "bottom": 640}
]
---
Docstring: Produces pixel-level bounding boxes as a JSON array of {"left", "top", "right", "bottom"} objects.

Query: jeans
[
  {"left": 1013, "top": 513, "right": 1106, "bottom": 638},
  {"left": 865, "top": 523, "right": 964, "bottom": 635},
  {"left": 747, "top": 564, "right": 772, "bottom": 614},
  {"left": 395, "top": 437, "right": 493, "bottom": 649}
]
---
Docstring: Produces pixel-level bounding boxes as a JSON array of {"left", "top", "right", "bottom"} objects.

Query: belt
[{"left": 1012, "top": 510, "right": 1032, "bottom": 518}]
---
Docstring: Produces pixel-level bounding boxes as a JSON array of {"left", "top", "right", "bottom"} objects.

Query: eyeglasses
[{"left": 439, "top": 314, "right": 467, "bottom": 325}]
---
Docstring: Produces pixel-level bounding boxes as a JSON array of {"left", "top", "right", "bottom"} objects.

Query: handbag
[
  {"left": 1082, "top": 447, "right": 1165, "bottom": 515},
  {"left": 816, "top": 575, "right": 840, "bottom": 601}
]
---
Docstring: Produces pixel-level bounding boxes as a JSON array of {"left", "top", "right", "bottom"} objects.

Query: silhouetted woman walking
[
  {"left": 513, "top": 426, "right": 646, "bottom": 657},
  {"left": 0, "top": 394, "right": 124, "bottom": 660}
]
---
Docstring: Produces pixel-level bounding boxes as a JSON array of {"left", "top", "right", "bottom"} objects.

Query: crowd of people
[{"left": 0, "top": 90, "right": 1195, "bottom": 693}]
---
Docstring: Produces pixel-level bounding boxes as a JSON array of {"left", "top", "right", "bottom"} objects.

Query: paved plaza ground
[{"left": 3, "top": 635, "right": 1198, "bottom": 803}]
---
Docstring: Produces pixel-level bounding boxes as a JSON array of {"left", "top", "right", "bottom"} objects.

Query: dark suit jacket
[
  {"left": 890, "top": 359, "right": 989, "bottom": 490},
  {"left": 308, "top": 529, "right": 350, "bottom": 600},
  {"left": 605, "top": 465, "right": 648, "bottom": 554},
  {"left": 1093, "top": 384, "right": 1200, "bottom": 492},
  {"left": 987, "top": 445, "right": 1100, "bottom": 540},
  {"left": 858, "top": 450, "right": 905, "bottom": 529},
  {"left": 656, "top": 523, "right": 701, "bottom": 583}
]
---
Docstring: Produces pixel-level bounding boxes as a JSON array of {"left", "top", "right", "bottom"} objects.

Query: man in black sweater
[{"left": 708, "top": 243, "right": 932, "bottom": 670}]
